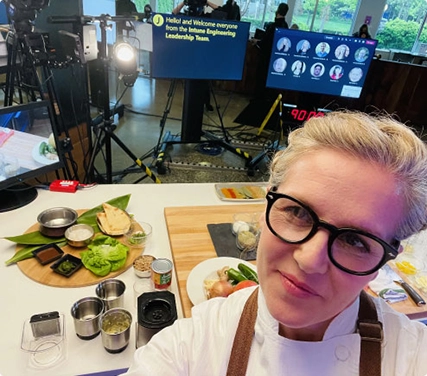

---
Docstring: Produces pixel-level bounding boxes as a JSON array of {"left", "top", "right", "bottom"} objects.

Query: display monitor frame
[
  {"left": 0, "top": 100, "right": 64, "bottom": 212},
  {"left": 266, "top": 28, "right": 378, "bottom": 99},
  {"left": 151, "top": 13, "right": 250, "bottom": 81}
]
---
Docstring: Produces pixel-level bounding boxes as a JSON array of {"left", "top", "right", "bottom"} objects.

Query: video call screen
[{"left": 266, "top": 28, "right": 378, "bottom": 98}]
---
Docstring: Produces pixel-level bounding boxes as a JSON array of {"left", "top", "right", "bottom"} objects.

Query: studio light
[{"left": 113, "top": 42, "right": 138, "bottom": 87}]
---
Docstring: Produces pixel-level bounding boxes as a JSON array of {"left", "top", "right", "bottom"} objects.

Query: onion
[{"left": 208, "top": 280, "right": 234, "bottom": 299}]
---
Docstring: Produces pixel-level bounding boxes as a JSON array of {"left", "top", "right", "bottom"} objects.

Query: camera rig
[
  {"left": 185, "top": 0, "right": 208, "bottom": 16},
  {"left": 4, "top": 0, "right": 50, "bottom": 36}
]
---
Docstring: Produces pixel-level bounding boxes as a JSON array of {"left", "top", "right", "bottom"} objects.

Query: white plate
[
  {"left": 32, "top": 140, "right": 59, "bottom": 165},
  {"left": 214, "top": 182, "right": 267, "bottom": 202},
  {"left": 186, "top": 257, "right": 257, "bottom": 306}
]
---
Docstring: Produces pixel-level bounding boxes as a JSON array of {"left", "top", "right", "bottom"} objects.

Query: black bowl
[{"left": 50, "top": 254, "right": 82, "bottom": 277}]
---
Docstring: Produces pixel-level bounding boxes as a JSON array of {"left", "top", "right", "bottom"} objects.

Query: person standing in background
[
  {"left": 254, "top": 2, "right": 289, "bottom": 98},
  {"left": 116, "top": 0, "right": 137, "bottom": 15},
  {"left": 206, "top": 0, "right": 241, "bottom": 21},
  {"left": 353, "top": 23, "right": 371, "bottom": 39}
]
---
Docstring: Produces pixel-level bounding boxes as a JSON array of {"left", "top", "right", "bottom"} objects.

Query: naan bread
[{"left": 97, "top": 203, "right": 131, "bottom": 234}]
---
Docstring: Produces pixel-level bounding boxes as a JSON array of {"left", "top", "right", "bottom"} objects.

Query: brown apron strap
[
  {"left": 226, "top": 288, "right": 259, "bottom": 376},
  {"left": 357, "top": 290, "right": 383, "bottom": 376},
  {"left": 226, "top": 289, "right": 383, "bottom": 376}
]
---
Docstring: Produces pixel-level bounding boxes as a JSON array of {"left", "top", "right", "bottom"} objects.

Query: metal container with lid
[{"left": 150, "top": 258, "right": 173, "bottom": 290}]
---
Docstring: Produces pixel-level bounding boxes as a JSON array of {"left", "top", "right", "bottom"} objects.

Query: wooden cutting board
[
  {"left": 164, "top": 203, "right": 264, "bottom": 318},
  {"left": 16, "top": 211, "right": 145, "bottom": 288}
]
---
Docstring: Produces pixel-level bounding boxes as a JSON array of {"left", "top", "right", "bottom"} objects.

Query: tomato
[{"left": 233, "top": 280, "right": 258, "bottom": 293}]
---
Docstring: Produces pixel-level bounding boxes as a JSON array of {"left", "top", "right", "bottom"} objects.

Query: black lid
[{"left": 137, "top": 291, "right": 177, "bottom": 329}]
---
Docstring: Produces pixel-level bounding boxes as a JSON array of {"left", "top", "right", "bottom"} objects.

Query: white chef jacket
[{"left": 121, "top": 286, "right": 427, "bottom": 375}]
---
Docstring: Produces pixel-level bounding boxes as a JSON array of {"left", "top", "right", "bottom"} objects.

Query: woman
[
  {"left": 353, "top": 23, "right": 371, "bottom": 39},
  {"left": 292, "top": 60, "right": 305, "bottom": 76},
  {"left": 297, "top": 39, "right": 310, "bottom": 54},
  {"left": 330, "top": 65, "right": 343, "bottom": 79},
  {"left": 121, "top": 111, "right": 427, "bottom": 375},
  {"left": 335, "top": 44, "right": 349, "bottom": 60}
]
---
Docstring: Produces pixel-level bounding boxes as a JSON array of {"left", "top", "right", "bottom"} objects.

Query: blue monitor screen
[
  {"left": 266, "top": 29, "right": 378, "bottom": 98},
  {"left": 151, "top": 13, "right": 250, "bottom": 80}
]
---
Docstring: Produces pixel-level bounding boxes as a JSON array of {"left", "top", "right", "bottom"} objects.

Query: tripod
[
  {"left": 4, "top": 29, "right": 77, "bottom": 179},
  {"left": 85, "top": 15, "right": 161, "bottom": 184},
  {"left": 246, "top": 93, "right": 286, "bottom": 176},
  {"left": 153, "top": 79, "right": 253, "bottom": 175}
]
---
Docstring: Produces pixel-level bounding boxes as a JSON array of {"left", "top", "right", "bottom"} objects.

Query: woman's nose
[{"left": 293, "top": 229, "right": 330, "bottom": 275}]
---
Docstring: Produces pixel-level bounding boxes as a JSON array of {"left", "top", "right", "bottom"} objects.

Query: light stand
[{"left": 84, "top": 14, "right": 160, "bottom": 184}]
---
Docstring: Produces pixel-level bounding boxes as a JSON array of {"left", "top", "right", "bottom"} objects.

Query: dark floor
[{"left": 92, "top": 74, "right": 285, "bottom": 184}]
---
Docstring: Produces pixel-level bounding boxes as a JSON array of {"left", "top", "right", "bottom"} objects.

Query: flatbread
[{"left": 97, "top": 203, "right": 131, "bottom": 235}]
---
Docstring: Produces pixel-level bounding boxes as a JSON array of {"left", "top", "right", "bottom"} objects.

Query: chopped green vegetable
[
  {"left": 81, "top": 235, "right": 129, "bottom": 276},
  {"left": 58, "top": 260, "right": 75, "bottom": 273},
  {"left": 128, "top": 231, "right": 146, "bottom": 245}
]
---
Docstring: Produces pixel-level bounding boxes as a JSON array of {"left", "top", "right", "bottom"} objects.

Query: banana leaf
[
  {"left": 5, "top": 241, "right": 67, "bottom": 266},
  {"left": 4, "top": 231, "right": 65, "bottom": 245}
]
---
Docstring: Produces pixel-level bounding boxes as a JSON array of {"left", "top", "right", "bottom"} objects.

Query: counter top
[
  {"left": 0, "top": 183, "right": 241, "bottom": 376},
  {"left": 1, "top": 183, "right": 426, "bottom": 375}
]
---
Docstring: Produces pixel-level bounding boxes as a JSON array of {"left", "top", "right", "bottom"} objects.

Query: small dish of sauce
[{"left": 32, "top": 243, "right": 64, "bottom": 265}]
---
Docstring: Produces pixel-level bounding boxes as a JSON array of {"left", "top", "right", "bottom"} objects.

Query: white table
[{"left": 0, "top": 183, "right": 241, "bottom": 376}]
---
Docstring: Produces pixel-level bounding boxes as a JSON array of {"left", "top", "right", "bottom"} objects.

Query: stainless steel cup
[
  {"left": 95, "top": 279, "right": 126, "bottom": 311},
  {"left": 70, "top": 297, "right": 104, "bottom": 340},
  {"left": 100, "top": 308, "right": 132, "bottom": 353}
]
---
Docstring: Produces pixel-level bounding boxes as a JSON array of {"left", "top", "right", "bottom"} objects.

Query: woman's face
[
  {"left": 295, "top": 61, "right": 302, "bottom": 69},
  {"left": 257, "top": 149, "right": 404, "bottom": 341},
  {"left": 334, "top": 66, "right": 341, "bottom": 75}
]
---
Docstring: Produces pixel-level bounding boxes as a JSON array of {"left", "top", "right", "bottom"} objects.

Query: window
[{"left": 376, "top": 0, "right": 427, "bottom": 52}]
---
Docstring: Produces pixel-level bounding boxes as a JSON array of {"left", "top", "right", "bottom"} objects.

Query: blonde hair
[{"left": 269, "top": 111, "right": 427, "bottom": 240}]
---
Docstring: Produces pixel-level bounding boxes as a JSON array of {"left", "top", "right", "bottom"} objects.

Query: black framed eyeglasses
[{"left": 265, "top": 189, "right": 400, "bottom": 276}]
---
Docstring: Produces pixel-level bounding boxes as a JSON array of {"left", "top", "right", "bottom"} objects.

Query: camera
[
  {"left": 185, "top": 0, "right": 207, "bottom": 16},
  {"left": 5, "top": 0, "right": 50, "bottom": 35}
]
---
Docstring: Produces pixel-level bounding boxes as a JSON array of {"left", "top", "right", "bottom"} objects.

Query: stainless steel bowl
[
  {"left": 37, "top": 207, "right": 78, "bottom": 238},
  {"left": 100, "top": 308, "right": 132, "bottom": 353},
  {"left": 71, "top": 297, "right": 104, "bottom": 340},
  {"left": 65, "top": 224, "right": 95, "bottom": 247}
]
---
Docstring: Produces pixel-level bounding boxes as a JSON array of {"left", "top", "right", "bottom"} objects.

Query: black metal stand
[
  {"left": 84, "top": 15, "right": 160, "bottom": 184},
  {"left": 3, "top": 30, "right": 77, "bottom": 179},
  {"left": 246, "top": 94, "right": 285, "bottom": 176},
  {"left": 153, "top": 80, "right": 253, "bottom": 175}
]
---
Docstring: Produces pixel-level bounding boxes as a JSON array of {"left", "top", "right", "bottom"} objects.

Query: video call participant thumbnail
[
  {"left": 277, "top": 37, "right": 291, "bottom": 52},
  {"left": 330, "top": 65, "right": 343, "bottom": 80},
  {"left": 311, "top": 63, "right": 324, "bottom": 78},
  {"left": 349, "top": 67, "right": 363, "bottom": 82},
  {"left": 315, "top": 42, "right": 330, "bottom": 57},
  {"left": 335, "top": 44, "right": 350, "bottom": 60},
  {"left": 273, "top": 58, "right": 287, "bottom": 73},
  {"left": 291, "top": 60, "right": 306, "bottom": 76},
  {"left": 296, "top": 39, "right": 310, "bottom": 54}
]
